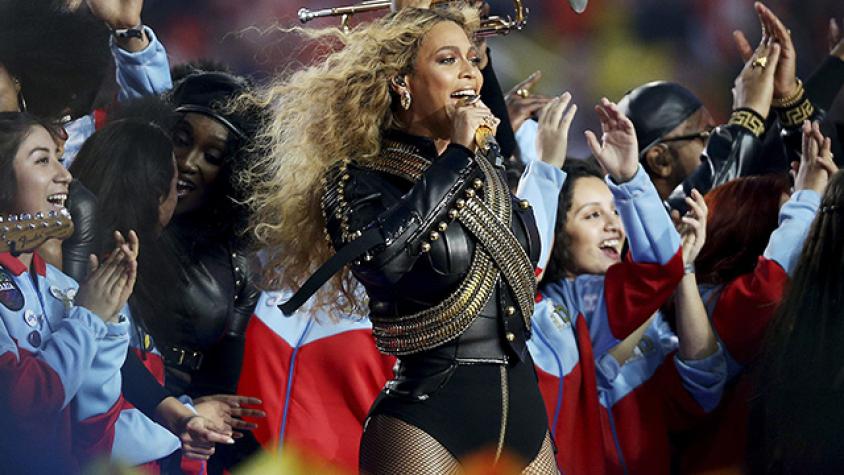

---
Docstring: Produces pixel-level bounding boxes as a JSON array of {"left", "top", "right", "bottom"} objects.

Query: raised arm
[
  {"left": 515, "top": 93, "right": 576, "bottom": 271},
  {"left": 87, "top": 0, "right": 173, "bottom": 100},
  {"left": 567, "top": 99, "right": 684, "bottom": 355},
  {"left": 710, "top": 122, "right": 835, "bottom": 368}
]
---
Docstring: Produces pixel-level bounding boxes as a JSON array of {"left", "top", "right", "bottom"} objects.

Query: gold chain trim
[
  {"left": 460, "top": 155, "right": 536, "bottom": 328},
  {"left": 494, "top": 364, "right": 509, "bottom": 464},
  {"left": 355, "top": 138, "right": 534, "bottom": 355},
  {"left": 772, "top": 78, "right": 804, "bottom": 108}
]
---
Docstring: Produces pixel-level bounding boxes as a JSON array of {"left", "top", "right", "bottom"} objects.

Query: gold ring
[
  {"left": 751, "top": 56, "right": 768, "bottom": 69},
  {"left": 515, "top": 88, "right": 530, "bottom": 99}
]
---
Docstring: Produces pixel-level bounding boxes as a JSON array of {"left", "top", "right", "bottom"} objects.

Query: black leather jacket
[
  {"left": 146, "top": 216, "right": 259, "bottom": 397},
  {"left": 323, "top": 130, "right": 541, "bottom": 362}
]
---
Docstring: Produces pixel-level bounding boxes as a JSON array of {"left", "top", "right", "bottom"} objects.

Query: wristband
[
  {"left": 684, "top": 261, "right": 695, "bottom": 275},
  {"left": 772, "top": 78, "right": 805, "bottom": 108},
  {"left": 777, "top": 96, "right": 815, "bottom": 128},
  {"left": 728, "top": 108, "right": 766, "bottom": 138},
  {"left": 111, "top": 24, "right": 145, "bottom": 40}
]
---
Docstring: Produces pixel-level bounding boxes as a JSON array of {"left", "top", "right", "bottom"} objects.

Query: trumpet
[{"left": 297, "top": 0, "right": 528, "bottom": 37}]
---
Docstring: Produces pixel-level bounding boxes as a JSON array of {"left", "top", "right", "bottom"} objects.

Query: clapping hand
[
  {"left": 75, "top": 230, "right": 138, "bottom": 322},
  {"left": 793, "top": 121, "right": 838, "bottom": 195},
  {"left": 584, "top": 98, "right": 639, "bottom": 183},
  {"left": 176, "top": 415, "right": 235, "bottom": 460}
]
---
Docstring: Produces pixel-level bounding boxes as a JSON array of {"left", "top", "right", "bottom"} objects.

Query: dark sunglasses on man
[{"left": 659, "top": 129, "right": 712, "bottom": 145}]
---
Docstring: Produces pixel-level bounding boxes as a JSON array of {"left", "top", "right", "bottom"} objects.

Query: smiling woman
[
  {"left": 0, "top": 114, "right": 69, "bottom": 221},
  {"left": 542, "top": 159, "right": 625, "bottom": 281},
  {"left": 0, "top": 112, "right": 137, "bottom": 472}
]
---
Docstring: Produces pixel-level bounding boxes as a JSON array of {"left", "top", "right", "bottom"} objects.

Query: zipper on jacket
[{"left": 278, "top": 319, "right": 314, "bottom": 453}]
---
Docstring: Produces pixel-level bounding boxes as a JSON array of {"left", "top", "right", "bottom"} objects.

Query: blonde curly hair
[{"left": 239, "top": 5, "right": 479, "bottom": 314}]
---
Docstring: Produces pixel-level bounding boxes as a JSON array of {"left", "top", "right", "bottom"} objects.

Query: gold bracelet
[
  {"left": 778, "top": 96, "right": 815, "bottom": 128},
  {"left": 772, "top": 78, "right": 804, "bottom": 108},
  {"left": 728, "top": 108, "right": 766, "bottom": 137}
]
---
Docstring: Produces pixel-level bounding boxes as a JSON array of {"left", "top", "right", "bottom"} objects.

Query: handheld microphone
[{"left": 463, "top": 95, "right": 503, "bottom": 167}]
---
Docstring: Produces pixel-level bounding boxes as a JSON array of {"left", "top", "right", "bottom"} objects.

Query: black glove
[{"left": 62, "top": 179, "right": 98, "bottom": 282}]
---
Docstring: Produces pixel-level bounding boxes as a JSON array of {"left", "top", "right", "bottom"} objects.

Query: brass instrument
[{"left": 298, "top": 0, "right": 529, "bottom": 37}]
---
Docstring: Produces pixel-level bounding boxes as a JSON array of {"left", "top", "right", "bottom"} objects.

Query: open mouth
[
  {"left": 451, "top": 89, "right": 479, "bottom": 103},
  {"left": 176, "top": 177, "right": 196, "bottom": 198},
  {"left": 46, "top": 193, "right": 67, "bottom": 209},
  {"left": 599, "top": 238, "right": 622, "bottom": 261}
]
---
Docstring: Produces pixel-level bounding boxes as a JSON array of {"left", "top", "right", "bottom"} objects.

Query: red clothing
[
  {"left": 237, "top": 293, "right": 394, "bottom": 472},
  {"left": 679, "top": 258, "right": 789, "bottom": 474},
  {"left": 532, "top": 250, "right": 685, "bottom": 474}
]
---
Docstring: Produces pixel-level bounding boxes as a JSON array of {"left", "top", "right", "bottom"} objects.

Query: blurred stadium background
[{"left": 144, "top": 0, "right": 842, "bottom": 156}]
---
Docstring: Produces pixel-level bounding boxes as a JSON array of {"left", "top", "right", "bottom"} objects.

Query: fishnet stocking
[
  {"left": 521, "top": 432, "right": 559, "bottom": 474},
  {"left": 360, "top": 415, "right": 461, "bottom": 475}
]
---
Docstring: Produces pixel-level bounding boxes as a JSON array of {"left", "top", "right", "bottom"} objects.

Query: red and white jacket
[
  {"left": 679, "top": 189, "right": 820, "bottom": 474},
  {"left": 237, "top": 292, "right": 394, "bottom": 472},
  {"left": 527, "top": 166, "right": 685, "bottom": 474}
]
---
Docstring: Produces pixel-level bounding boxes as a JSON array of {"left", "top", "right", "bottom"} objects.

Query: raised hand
[
  {"left": 112, "top": 230, "right": 139, "bottom": 308},
  {"left": 505, "top": 71, "right": 553, "bottom": 133},
  {"left": 584, "top": 98, "right": 639, "bottom": 183},
  {"left": 84, "top": 0, "right": 143, "bottom": 29},
  {"left": 194, "top": 395, "right": 266, "bottom": 439},
  {"left": 829, "top": 18, "right": 844, "bottom": 61},
  {"left": 733, "top": 3, "right": 798, "bottom": 101},
  {"left": 85, "top": 0, "right": 148, "bottom": 52},
  {"left": 794, "top": 121, "right": 838, "bottom": 195},
  {"left": 76, "top": 252, "right": 126, "bottom": 321},
  {"left": 730, "top": 34, "right": 781, "bottom": 118},
  {"left": 536, "top": 92, "right": 577, "bottom": 169},
  {"left": 672, "top": 189, "right": 708, "bottom": 266}
]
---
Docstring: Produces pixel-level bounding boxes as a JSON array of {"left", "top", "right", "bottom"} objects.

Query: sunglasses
[{"left": 658, "top": 129, "right": 712, "bottom": 145}]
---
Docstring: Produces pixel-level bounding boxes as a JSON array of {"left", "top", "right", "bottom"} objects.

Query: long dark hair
[
  {"left": 0, "top": 112, "right": 55, "bottom": 212},
  {"left": 696, "top": 174, "right": 791, "bottom": 285},
  {"left": 69, "top": 117, "right": 178, "bottom": 335},
  {"left": 0, "top": 0, "right": 110, "bottom": 120},
  {"left": 752, "top": 171, "right": 844, "bottom": 473},
  {"left": 69, "top": 119, "right": 176, "bottom": 252},
  {"left": 540, "top": 158, "right": 604, "bottom": 285}
]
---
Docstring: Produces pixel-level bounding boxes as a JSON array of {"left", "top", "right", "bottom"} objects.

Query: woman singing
[{"left": 243, "top": 6, "right": 631, "bottom": 472}]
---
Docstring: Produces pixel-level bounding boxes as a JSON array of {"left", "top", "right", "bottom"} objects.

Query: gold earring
[{"left": 400, "top": 90, "right": 412, "bottom": 110}]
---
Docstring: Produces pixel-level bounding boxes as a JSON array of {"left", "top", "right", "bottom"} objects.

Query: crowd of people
[{"left": 0, "top": 0, "right": 843, "bottom": 474}]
